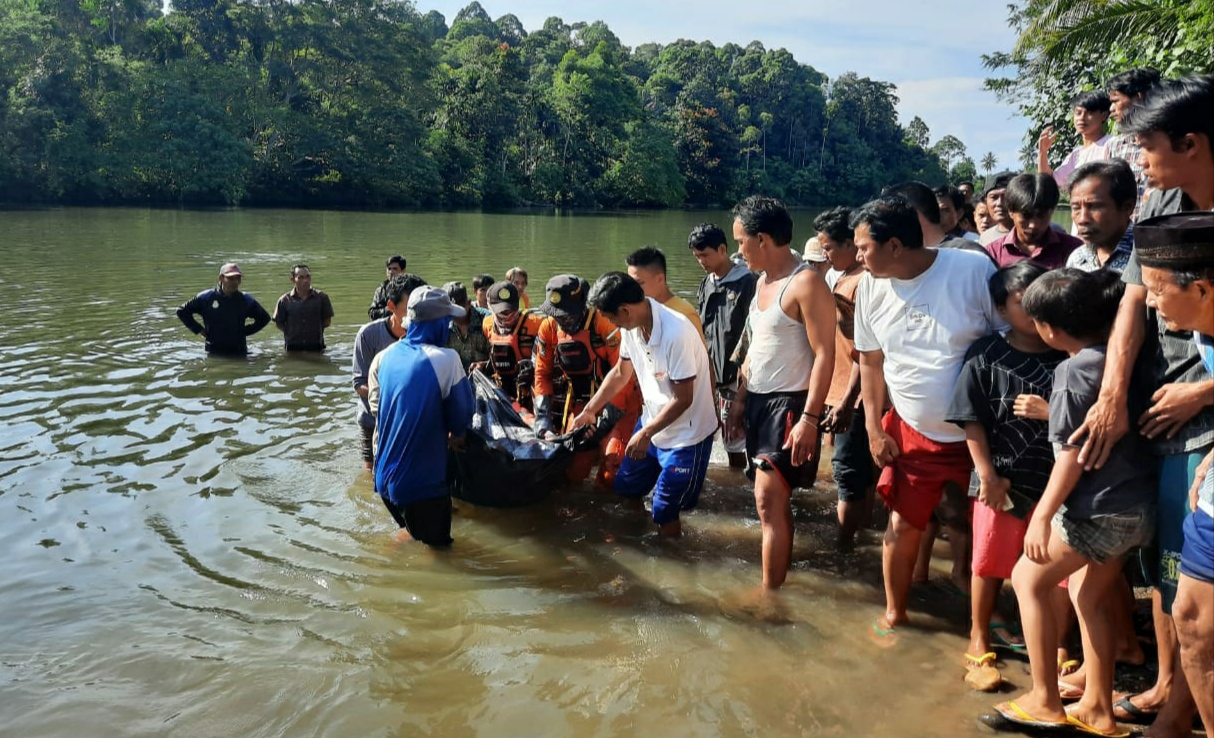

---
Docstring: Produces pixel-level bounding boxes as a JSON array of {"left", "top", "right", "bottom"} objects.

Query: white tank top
[{"left": 746, "top": 263, "right": 815, "bottom": 394}]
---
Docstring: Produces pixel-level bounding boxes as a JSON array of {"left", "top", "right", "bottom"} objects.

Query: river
[{"left": 1, "top": 207, "right": 1026, "bottom": 737}]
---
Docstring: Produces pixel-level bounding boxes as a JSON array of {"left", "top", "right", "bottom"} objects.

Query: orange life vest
[
  {"left": 552, "top": 309, "right": 613, "bottom": 403},
  {"left": 486, "top": 311, "right": 540, "bottom": 397}
]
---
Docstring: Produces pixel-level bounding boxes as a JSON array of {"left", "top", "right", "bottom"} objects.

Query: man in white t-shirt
[
  {"left": 851, "top": 195, "right": 1003, "bottom": 639},
  {"left": 571, "top": 272, "right": 717, "bottom": 537}
]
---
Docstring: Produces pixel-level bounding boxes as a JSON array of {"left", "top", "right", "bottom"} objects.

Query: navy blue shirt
[{"left": 177, "top": 287, "right": 272, "bottom": 355}]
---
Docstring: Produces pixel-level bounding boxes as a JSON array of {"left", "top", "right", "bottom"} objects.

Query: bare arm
[
  {"left": 964, "top": 422, "right": 1009, "bottom": 511},
  {"left": 859, "top": 349, "right": 897, "bottom": 467},
  {"left": 1069, "top": 283, "right": 1146, "bottom": 468},
  {"left": 1037, "top": 125, "right": 1056, "bottom": 176},
  {"left": 783, "top": 271, "right": 836, "bottom": 466},
  {"left": 1023, "top": 446, "right": 1085, "bottom": 563}
]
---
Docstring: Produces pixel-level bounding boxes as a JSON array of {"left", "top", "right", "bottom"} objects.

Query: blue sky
[{"left": 419, "top": 0, "right": 1031, "bottom": 172}]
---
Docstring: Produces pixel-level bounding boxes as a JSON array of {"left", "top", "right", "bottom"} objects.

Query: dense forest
[{"left": 0, "top": 0, "right": 983, "bottom": 208}]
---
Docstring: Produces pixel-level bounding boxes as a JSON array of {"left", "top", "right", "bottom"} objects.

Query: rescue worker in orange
[
  {"left": 533, "top": 274, "right": 639, "bottom": 485},
  {"left": 481, "top": 280, "right": 544, "bottom": 413}
]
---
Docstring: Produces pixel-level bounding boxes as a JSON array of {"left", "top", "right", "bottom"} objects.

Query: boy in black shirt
[
  {"left": 988, "top": 268, "right": 1157, "bottom": 735},
  {"left": 947, "top": 261, "right": 1067, "bottom": 690}
]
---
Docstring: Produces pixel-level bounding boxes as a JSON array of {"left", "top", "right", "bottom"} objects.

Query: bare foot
[
  {"left": 394, "top": 529, "right": 413, "bottom": 544},
  {"left": 1065, "top": 704, "right": 1120, "bottom": 737},
  {"left": 1000, "top": 692, "right": 1068, "bottom": 726},
  {"left": 658, "top": 519, "right": 682, "bottom": 538}
]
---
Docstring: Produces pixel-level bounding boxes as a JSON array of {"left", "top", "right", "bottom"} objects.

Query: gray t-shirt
[
  {"left": 1049, "top": 345, "right": 1157, "bottom": 518},
  {"left": 1122, "top": 187, "right": 1214, "bottom": 455},
  {"left": 979, "top": 225, "right": 1010, "bottom": 246}
]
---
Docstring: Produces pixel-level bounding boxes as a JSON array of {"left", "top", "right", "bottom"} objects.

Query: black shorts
[
  {"left": 360, "top": 425, "right": 375, "bottom": 464},
  {"left": 831, "top": 404, "right": 873, "bottom": 502},
  {"left": 744, "top": 390, "right": 817, "bottom": 490},
  {"left": 380, "top": 494, "right": 454, "bottom": 547}
]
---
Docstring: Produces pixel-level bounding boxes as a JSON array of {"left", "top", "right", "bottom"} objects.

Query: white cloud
[{"left": 895, "top": 77, "right": 1028, "bottom": 171}]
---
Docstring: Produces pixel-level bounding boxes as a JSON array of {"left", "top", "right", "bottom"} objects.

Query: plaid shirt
[{"left": 1106, "top": 134, "right": 1148, "bottom": 220}]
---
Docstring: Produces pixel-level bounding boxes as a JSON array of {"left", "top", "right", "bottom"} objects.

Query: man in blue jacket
[
  {"left": 176, "top": 262, "right": 272, "bottom": 356},
  {"left": 368, "top": 286, "right": 475, "bottom": 547}
]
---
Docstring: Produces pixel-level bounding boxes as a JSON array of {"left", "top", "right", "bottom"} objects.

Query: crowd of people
[{"left": 174, "top": 72, "right": 1214, "bottom": 738}]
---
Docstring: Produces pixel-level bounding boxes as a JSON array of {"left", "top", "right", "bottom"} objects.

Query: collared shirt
[
  {"left": 985, "top": 228, "right": 1082, "bottom": 269},
  {"left": 1106, "top": 133, "right": 1148, "bottom": 220},
  {"left": 1065, "top": 227, "right": 1134, "bottom": 273},
  {"left": 618, "top": 298, "right": 717, "bottom": 449},
  {"left": 274, "top": 287, "right": 334, "bottom": 350}
]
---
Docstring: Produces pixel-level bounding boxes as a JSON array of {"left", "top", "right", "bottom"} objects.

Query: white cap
[{"left": 804, "top": 237, "right": 826, "bottom": 263}]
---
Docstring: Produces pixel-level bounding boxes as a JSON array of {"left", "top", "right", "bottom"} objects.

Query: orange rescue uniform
[
  {"left": 533, "top": 309, "right": 641, "bottom": 485},
  {"left": 482, "top": 311, "right": 545, "bottom": 411}
]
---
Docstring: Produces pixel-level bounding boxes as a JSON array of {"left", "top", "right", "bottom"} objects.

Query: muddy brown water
[{"left": 1, "top": 207, "right": 1065, "bottom": 737}]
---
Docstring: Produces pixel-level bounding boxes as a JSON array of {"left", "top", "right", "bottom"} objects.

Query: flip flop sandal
[
  {"left": 869, "top": 617, "right": 899, "bottom": 648},
  {"left": 1057, "top": 658, "right": 1081, "bottom": 675},
  {"left": 990, "top": 621, "right": 1027, "bottom": 652},
  {"left": 1065, "top": 708, "right": 1130, "bottom": 737},
  {"left": 1057, "top": 679, "right": 1085, "bottom": 701},
  {"left": 1112, "top": 696, "right": 1156, "bottom": 725},
  {"left": 988, "top": 700, "right": 1069, "bottom": 730},
  {"left": 963, "top": 652, "right": 1002, "bottom": 692}
]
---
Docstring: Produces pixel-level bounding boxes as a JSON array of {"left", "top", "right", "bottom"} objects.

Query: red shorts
[
  {"left": 876, "top": 409, "right": 973, "bottom": 532},
  {"left": 972, "top": 501, "right": 1029, "bottom": 579}
]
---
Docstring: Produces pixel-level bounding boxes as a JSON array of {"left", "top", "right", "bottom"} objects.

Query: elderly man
[
  {"left": 176, "top": 262, "right": 271, "bottom": 356},
  {"left": 1134, "top": 212, "right": 1214, "bottom": 737},
  {"left": 1065, "top": 160, "right": 1137, "bottom": 273}
]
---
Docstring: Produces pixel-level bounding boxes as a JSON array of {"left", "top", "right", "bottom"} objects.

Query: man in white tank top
[{"left": 724, "top": 196, "right": 837, "bottom": 590}]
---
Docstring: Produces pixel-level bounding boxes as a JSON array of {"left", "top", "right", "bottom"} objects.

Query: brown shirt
[{"left": 273, "top": 288, "right": 334, "bottom": 350}]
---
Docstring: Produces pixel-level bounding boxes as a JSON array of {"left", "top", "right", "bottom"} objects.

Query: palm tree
[
  {"left": 1013, "top": 0, "right": 1197, "bottom": 74},
  {"left": 981, "top": 152, "right": 997, "bottom": 174}
]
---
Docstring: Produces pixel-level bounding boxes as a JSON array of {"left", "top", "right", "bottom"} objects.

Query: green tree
[
  {"left": 930, "top": 134, "right": 967, "bottom": 175},
  {"left": 905, "top": 116, "right": 930, "bottom": 149},
  {"left": 603, "top": 120, "right": 686, "bottom": 207}
]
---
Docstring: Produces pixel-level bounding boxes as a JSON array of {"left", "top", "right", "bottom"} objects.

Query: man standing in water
[
  {"left": 273, "top": 264, "right": 334, "bottom": 352},
  {"left": 572, "top": 272, "right": 718, "bottom": 537},
  {"left": 176, "top": 262, "right": 272, "bottom": 356},
  {"left": 690, "top": 223, "right": 756, "bottom": 469},
  {"left": 352, "top": 274, "right": 423, "bottom": 470},
  {"left": 850, "top": 196, "right": 1002, "bottom": 640},
  {"left": 725, "top": 196, "right": 836, "bottom": 590},
  {"left": 368, "top": 255, "right": 407, "bottom": 320},
  {"left": 368, "top": 286, "right": 473, "bottom": 547}
]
